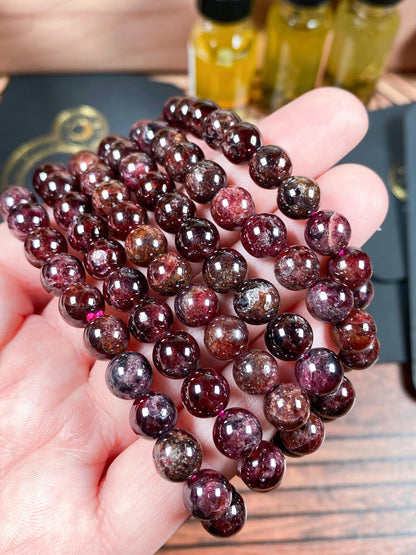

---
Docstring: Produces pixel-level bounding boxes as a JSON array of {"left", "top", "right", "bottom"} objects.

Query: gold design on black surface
[{"left": 388, "top": 162, "right": 407, "bottom": 203}]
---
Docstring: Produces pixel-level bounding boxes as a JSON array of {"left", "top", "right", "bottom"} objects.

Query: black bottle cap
[
  {"left": 362, "top": 0, "right": 401, "bottom": 5},
  {"left": 197, "top": 0, "right": 252, "bottom": 22},
  {"left": 286, "top": 0, "right": 329, "bottom": 6}
]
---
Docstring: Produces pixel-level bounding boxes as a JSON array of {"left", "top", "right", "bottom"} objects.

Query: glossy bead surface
[
  {"left": 306, "top": 279, "right": 354, "bottom": 323},
  {"left": 162, "top": 96, "right": 183, "bottom": 125},
  {"left": 53, "top": 192, "right": 91, "bottom": 231},
  {"left": 98, "top": 134, "right": 137, "bottom": 172},
  {"left": 211, "top": 186, "right": 255, "bottom": 230},
  {"left": 331, "top": 309, "right": 377, "bottom": 352},
  {"left": 233, "top": 349, "right": 279, "bottom": 395},
  {"left": 233, "top": 278, "right": 280, "bottom": 325},
  {"left": 202, "top": 487, "right": 246, "bottom": 537},
  {"left": 103, "top": 266, "right": 148, "bottom": 312},
  {"left": 147, "top": 252, "right": 192, "bottom": 296},
  {"left": 129, "top": 119, "right": 167, "bottom": 155},
  {"left": 184, "top": 160, "right": 227, "bottom": 203},
  {"left": 277, "top": 176, "right": 320, "bottom": 219},
  {"left": 175, "top": 218, "right": 219, "bottom": 262},
  {"left": 8, "top": 202, "right": 49, "bottom": 240},
  {"left": 204, "top": 315, "right": 249, "bottom": 361},
  {"left": 153, "top": 429, "right": 203, "bottom": 482},
  {"left": 265, "top": 313, "right": 313, "bottom": 361},
  {"left": 241, "top": 213, "right": 287, "bottom": 258},
  {"left": 221, "top": 122, "right": 262, "bottom": 165},
  {"left": 108, "top": 200, "right": 148, "bottom": 240},
  {"left": 153, "top": 331, "right": 200, "bottom": 379},
  {"left": 181, "top": 368, "right": 230, "bottom": 417},
  {"left": 32, "top": 162, "right": 65, "bottom": 195},
  {"left": 125, "top": 225, "right": 167, "bottom": 267},
  {"left": 186, "top": 98, "right": 219, "bottom": 138},
  {"left": 91, "top": 179, "right": 130, "bottom": 217},
  {"left": 213, "top": 407, "right": 262, "bottom": 460},
  {"left": 353, "top": 281, "right": 374, "bottom": 309},
  {"left": 135, "top": 170, "right": 175, "bottom": 210},
  {"left": 305, "top": 211, "right": 351, "bottom": 255},
  {"left": 264, "top": 383, "right": 311, "bottom": 431},
  {"left": 202, "top": 108, "right": 241, "bottom": 150},
  {"left": 155, "top": 191, "right": 196, "bottom": 233},
  {"left": 249, "top": 145, "right": 292, "bottom": 189},
  {"left": 79, "top": 162, "right": 114, "bottom": 196},
  {"left": 84, "top": 314, "right": 130, "bottom": 359},
  {"left": 130, "top": 391, "right": 177, "bottom": 439},
  {"left": 151, "top": 127, "right": 186, "bottom": 165},
  {"left": 40, "top": 253, "right": 85, "bottom": 295},
  {"left": 105, "top": 352, "right": 153, "bottom": 400},
  {"left": 175, "top": 283, "right": 218, "bottom": 327},
  {"left": 339, "top": 338, "right": 380, "bottom": 370},
  {"left": 24, "top": 227, "right": 67, "bottom": 268},
  {"left": 0, "top": 185, "right": 36, "bottom": 220},
  {"left": 165, "top": 141, "right": 204, "bottom": 183},
  {"left": 59, "top": 283, "right": 105, "bottom": 327},
  {"left": 118, "top": 151, "right": 156, "bottom": 190},
  {"left": 327, "top": 247, "right": 373, "bottom": 289},
  {"left": 84, "top": 238, "right": 126, "bottom": 279},
  {"left": 183, "top": 469, "right": 232, "bottom": 520},
  {"left": 38, "top": 170, "right": 79, "bottom": 206},
  {"left": 274, "top": 245, "right": 320, "bottom": 291},
  {"left": 174, "top": 96, "right": 197, "bottom": 127},
  {"left": 310, "top": 375, "right": 355, "bottom": 420},
  {"left": 129, "top": 297, "right": 173, "bottom": 343},
  {"left": 279, "top": 413, "right": 325, "bottom": 456},
  {"left": 67, "top": 150, "right": 100, "bottom": 179},
  {"left": 237, "top": 440, "right": 285, "bottom": 491},
  {"left": 67, "top": 213, "right": 108, "bottom": 252},
  {"left": 203, "top": 248, "right": 248, "bottom": 293},
  {"left": 295, "top": 347, "right": 343, "bottom": 396}
]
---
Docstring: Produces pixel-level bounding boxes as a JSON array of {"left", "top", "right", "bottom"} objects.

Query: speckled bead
[
  {"left": 129, "top": 119, "right": 167, "bottom": 155},
  {"left": 186, "top": 98, "right": 219, "bottom": 138},
  {"left": 153, "top": 429, "right": 203, "bottom": 482},
  {"left": 181, "top": 368, "right": 230, "bottom": 417},
  {"left": 327, "top": 247, "right": 373, "bottom": 289},
  {"left": 278, "top": 413, "right": 325, "bottom": 456},
  {"left": 40, "top": 253, "right": 85, "bottom": 296},
  {"left": 108, "top": 200, "right": 148, "bottom": 240},
  {"left": 306, "top": 279, "right": 354, "bottom": 323},
  {"left": 0, "top": 185, "right": 36, "bottom": 220},
  {"left": 202, "top": 108, "right": 241, "bottom": 150},
  {"left": 233, "top": 349, "right": 279, "bottom": 395},
  {"left": 203, "top": 248, "right": 248, "bottom": 293},
  {"left": 135, "top": 171, "right": 175, "bottom": 211},
  {"left": 129, "top": 297, "right": 173, "bottom": 343},
  {"left": 147, "top": 252, "right": 192, "bottom": 296},
  {"left": 233, "top": 278, "right": 280, "bottom": 325},
  {"left": 105, "top": 351, "right": 153, "bottom": 400},
  {"left": 211, "top": 186, "right": 255, "bottom": 230},
  {"left": 7, "top": 202, "right": 50, "bottom": 240},
  {"left": 79, "top": 162, "right": 114, "bottom": 196},
  {"left": 331, "top": 309, "right": 377, "bottom": 352},
  {"left": 295, "top": 347, "right": 343, "bottom": 397},
  {"left": 201, "top": 487, "right": 246, "bottom": 537},
  {"left": 125, "top": 225, "right": 167, "bottom": 267},
  {"left": 153, "top": 331, "right": 200, "bottom": 379},
  {"left": 59, "top": 283, "right": 105, "bottom": 327},
  {"left": 305, "top": 210, "right": 351, "bottom": 256},
  {"left": 84, "top": 314, "right": 130, "bottom": 360},
  {"left": 249, "top": 145, "right": 292, "bottom": 189},
  {"left": 265, "top": 313, "right": 313, "bottom": 361},
  {"left": 310, "top": 375, "right": 355, "bottom": 420},
  {"left": 184, "top": 160, "right": 227, "bottom": 204},
  {"left": 274, "top": 245, "right": 320, "bottom": 291},
  {"left": 165, "top": 141, "right": 204, "bottom": 183},
  {"left": 67, "top": 214, "right": 108, "bottom": 252},
  {"left": 151, "top": 127, "right": 186, "bottom": 166},
  {"left": 204, "top": 315, "right": 249, "bottom": 361},
  {"left": 277, "top": 176, "right": 320, "bottom": 219},
  {"left": 241, "top": 213, "right": 287, "bottom": 258},
  {"left": 118, "top": 151, "right": 157, "bottom": 190},
  {"left": 103, "top": 266, "right": 148, "bottom": 312},
  {"left": 24, "top": 227, "right": 67, "bottom": 268},
  {"left": 84, "top": 238, "right": 126, "bottom": 279},
  {"left": 183, "top": 469, "right": 233, "bottom": 520},
  {"left": 91, "top": 180, "right": 130, "bottom": 217},
  {"left": 237, "top": 440, "right": 286, "bottom": 491},
  {"left": 130, "top": 391, "right": 177, "bottom": 439},
  {"left": 67, "top": 150, "right": 100, "bottom": 179},
  {"left": 221, "top": 122, "right": 262, "bottom": 165},
  {"left": 53, "top": 192, "right": 92, "bottom": 231},
  {"left": 98, "top": 134, "right": 137, "bottom": 172},
  {"left": 213, "top": 407, "right": 262, "bottom": 460},
  {"left": 339, "top": 338, "right": 380, "bottom": 370},
  {"left": 174, "top": 283, "right": 219, "bottom": 327},
  {"left": 264, "top": 383, "right": 311, "bottom": 431},
  {"left": 162, "top": 96, "right": 184, "bottom": 126}
]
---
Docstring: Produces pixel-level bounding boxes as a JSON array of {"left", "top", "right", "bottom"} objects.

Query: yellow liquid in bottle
[{"left": 188, "top": 17, "right": 258, "bottom": 110}]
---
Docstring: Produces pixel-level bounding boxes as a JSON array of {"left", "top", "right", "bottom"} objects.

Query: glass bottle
[
  {"left": 188, "top": 0, "right": 258, "bottom": 110},
  {"left": 323, "top": 0, "right": 401, "bottom": 104},
  {"left": 261, "top": 0, "right": 332, "bottom": 111}
]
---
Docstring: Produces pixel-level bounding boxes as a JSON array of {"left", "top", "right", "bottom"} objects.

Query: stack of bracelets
[{"left": 0, "top": 95, "right": 379, "bottom": 538}]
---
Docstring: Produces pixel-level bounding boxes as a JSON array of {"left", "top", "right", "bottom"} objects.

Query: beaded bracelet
[{"left": 0, "top": 94, "right": 379, "bottom": 539}]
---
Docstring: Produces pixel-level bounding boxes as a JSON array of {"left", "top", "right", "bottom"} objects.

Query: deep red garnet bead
[
  {"left": 185, "top": 98, "right": 219, "bottom": 138},
  {"left": 305, "top": 210, "right": 351, "bottom": 255},
  {"left": 328, "top": 247, "right": 373, "bottom": 289},
  {"left": 162, "top": 95, "right": 184, "bottom": 126},
  {"left": 32, "top": 162, "right": 65, "bottom": 194},
  {"left": 203, "top": 248, "right": 248, "bottom": 293},
  {"left": 67, "top": 150, "right": 100, "bottom": 178},
  {"left": 204, "top": 315, "right": 249, "bottom": 361},
  {"left": 165, "top": 141, "right": 204, "bottom": 183},
  {"left": 53, "top": 192, "right": 92, "bottom": 231},
  {"left": 306, "top": 278, "right": 354, "bottom": 324},
  {"left": 278, "top": 413, "right": 325, "bottom": 456},
  {"left": 264, "top": 383, "right": 311, "bottom": 432},
  {"left": 211, "top": 186, "right": 255, "bottom": 230},
  {"left": 103, "top": 266, "right": 148, "bottom": 312},
  {"left": 175, "top": 218, "right": 219, "bottom": 262},
  {"left": 59, "top": 283, "right": 105, "bottom": 327},
  {"left": 91, "top": 180, "right": 130, "bottom": 217},
  {"left": 340, "top": 338, "right": 380, "bottom": 370},
  {"left": 237, "top": 440, "right": 286, "bottom": 492},
  {"left": 129, "top": 297, "right": 173, "bottom": 343},
  {"left": 241, "top": 213, "right": 287, "bottom": 258},
  {"left": 201, "top": 487, "right": 246, "bottom": 537},
  {"left": 278, "top": 176, "right": 321, "bottom": 220},
  {"left": 151, "top": 127, "right": 186, "bottom": 166},
  {"left": 233, "top": 278, "right": 280, "bottom": 325},
  {"left": 0, "top": 185, "right": 36, "bottom": 220},
  {"left": 310, "top": 375, "right": 356, "bottom": 420},
  {"left": 67, "top": 213, "right": 108, "bottom": 252},
  {"left": 108, "top": 200, "right": 148, "bottom": 240},
  {"left": 40, "top": 253, "right": 85, "bottom": 296},
  {"left": 274, "top": 245, "right": 320, "bottom": 291},
  {"left": 353, "top": 281, "right": 374, "bottom": 309},
  {"left": 129, "top": 119, "right": 167, "bottom": 155},
  {"left": 249, "top": 145, "right": 292, "bottom": 189},
  {"left": 233, "top": 349, "right": 279, "bottom": 395},
  {"left": 38, "top": 170, "right": 79, "bottom": 206},
  {"left": 181, "top": 368, "right": 230, "bottom": 417},
  {"left": 79, "top": 162, "right": 114, "bottom": 196},
  {"left": 8, "top": 202, "right": 49, "bottom": 240},
  {"left": 265, "top": 313, "right": 313, "bottom": 361},
  {"left": 105, "top": 351, "right": 153, "bottom": 400},
  {"left": 183, "top": 469, "right": 233, "bottom": 521},
  {"left": 147, "top": 252, "right": 192, "bottom": 296},
  {"left": 118, "top": 151, "right": 157, "bottom": 190},
  {"left": 153, "top": 331, "right": 200, "bottom": 379},
  {"left": 295, "top": 347, "right": 343, "bottom": 397},
  {"left": 153, "top": 429, "right": 203, "bottom": 482},
  {"left": 24, "top": 227, "right": 67, "bottom": 268},
  {"left": 155, "top": 191, "right": 197, "bottom": 234},
  {"left": 84, "top": 238, "right": 126, "bottom": 280},
  {"left": 125, "top": 225, "right": 167, "bottom": 267},
  {"left": 331, "top": 309, "right": 377, "bottom": 352},
  {"left": 84, "top": 314, "right": 130, "bottom": 360},
  {"left": 221, "top": 122, "right": 262, "bottom": 165},
  {"left": 184, "top": 160, "right": 227, "bottom": 204},
  {"left": 98, "top": 134, "right": 137, "bottom": 172},
  {"left": 130, "top": 391, "right": 177, "bottom": 439},
  {"left": 174, "top": 96, "right": 197, "bottom": 127},
  {"left": 135, "top": 171, "right": 175, "bottom": 211},
  {"left": 174, "top": 283, "right": 218, "bottom": 327},
  {"left": 202, "top": 108, "right": 241, "bottom": 150},
  {"left": 213, "top": 407, "right": 262, "bottom": 460}
]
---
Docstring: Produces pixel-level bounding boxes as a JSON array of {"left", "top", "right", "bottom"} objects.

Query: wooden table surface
[{"left": 160, "top": 73, "right": 416, "bottom": 555}]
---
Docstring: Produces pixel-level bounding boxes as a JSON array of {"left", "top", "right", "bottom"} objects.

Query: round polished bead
[
  {"left": 103, "top": 266, "right": 148, "bottom": 312},
  {"left": 174, "top": 96, "right": 197, "bottom": 128},
  {"left": 339, "top": 338, "right": 380, "bottom": 370},
  {"left": 237, "top": 440, "right": 286, "bottom": 491},
  {"left": 204, "top": 315, "right": 249, "bottom": 361},
  {"left": 151, "top": 127, "right": 186, "bottom": 165},
  {"left": 202, "top": 108, "right": 241, "bottom": 150},
  {"left": 213, "top": 407, "right": 262, "bottom": 459},
  {"left": 147, "top": 252, "right": 192, "bottom": 296},
  {"left": 84, "top": 238, "right": 126, "bottom": 279},
  {"left": 175, "top": 218, "right": 219, "bottom": 262},
  {"left": 135, "top": 170, "right": 175, "bottom": 210},
  {"left": 108, "top": 200, "right": 148, "bottom": 240},
  {"left": 277, "top": 176, "right": 320, "bottom": 219},
  {"left": 153, "top": 429, "right": 203, "bottom": 482},
  {"left": 241, "top": 213, "right": 287, "bottom": 258},
  {"left": 155, "top": 191, "right": 197, "bottom": 233},
  {"left": 331, "top": 309, "right": 377, "bottom": 352},
  {"left": 98, "top": 134, "right": 137, "bottom": 172},
  {"left": 249, "top": 145, "right": 292, "bottom": 189},
  {"left": 221, "top": 122, "right": 262, "bottom": 165},
  {"left": 129, "top": 119, "right": 167, "bottom": 155},
  {"left": 181, "top": 368, "right": 230, "bottom": 417},
  {"left": 162, "top": 95, "right": 183, "bottom": 126},
  {"left": 79, "top": 162, "right": 114, "bottom": 196},
  {"left": 211, "top": 186, "right": 255, "bottom": 230},
  {"left": 118, "top": 151, "right": 157, "bottom": 190},
  {"left": 0, "top": 185, "right": 36, "bottom": 220},
  {"left": 233, "top": 278, "right": 280, "bottom": 325},
  {"left": 130, "top": 391, "right": 177, "bottom": 439},
  {"left": 59, "top": 283, "right": 104, "bottom": 327},
  {"left": 40, "top": 253, "right": 85, "bottom": 295},
  {"left": 32, "top": 162, "right": 65, "bottom": 195},
  {"left": 125, "top": 225, "right": 167, "bottom": 267},
  {"left": 175, "top": 283, "right": 219, "bottom": 327},
  {"left": 310, "top": 375, "right": 355, "bottom": 420},
  {"left": 105, "top": 351, "right": 153, "bottom": 400},
  {"left": 129, "top": 297, "right": 173, "bottom": 343},
  {"left": 67, "top": 213, "right": 108, "bottom": 252},
  {"left": 264, "top": 383, "right": 311, "bottom": 431},
  {"left": 265, "top": 313, "right": 313, "bottom": 361},
  {"left": 53, "top": 192, "right": 91, "bottom": 230},
  {"left": 201, "top": 487, "right": 246, "bottom": 537},
  {"left": 183, "top": 469, "right": 232, "bottom": 520},
  {"left": 184, "top": 160, "right": 227, "bottom": 203},
  {"left": 279, "top": 413, "right": 325, "bottom": 456},
  {"left": 37, "top": 170, "right": 79, "bottom": 206},
  {"left": 165, "top": 141, "right": 204, "bottom": 183},
  {"left": 305, "top": 210, "right": 351, "bottom": 255},
  {"left": 295, "top": 347, "right": 343, "bottom": 396},
  {"left": 24, "top": 227, "right": 67, "bottom": 268},
  {"left": 353, "top": 281, "right": 374, "bottom": 309},
  {"left": 153, "top": 331, "right": 200, "bottom": 379},
  {"left": 203, "top": 248, "right": 248, "bottom": 293},
  {"left": 84, "top": 314, "right": 129, "bottom": 359},
  {"left": 186, "top": 98, "right": 219, "bottom": 138},
  {"left": 8, "top": 202, "right": 49, "bottom": 240},
  {"left": 274, "top": 245, "right": 320, "bottom": 291},
  {"left": 67, "top": 150, "right": 100, "bottom": 179},
  {"left": 91, "top": 179, "right": 130, "bottom": 217},
  {"left": 306, "top": 278, "right": 354, "bottom": 323},
  {"left": 328, "top": 247, "right": 373, "bottom": 289},
  {"left": 233, "top": 349, "right": 279, "bottom": 395}
]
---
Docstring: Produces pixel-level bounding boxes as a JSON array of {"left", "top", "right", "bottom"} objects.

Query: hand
[{"left": 0, "top": 88, "right": 388, "bottom": 554}]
